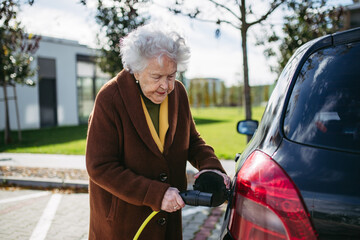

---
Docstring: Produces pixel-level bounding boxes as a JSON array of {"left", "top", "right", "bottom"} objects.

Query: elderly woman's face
[{"left": 134, "top": 55, "right": 177, "bottom": 104}]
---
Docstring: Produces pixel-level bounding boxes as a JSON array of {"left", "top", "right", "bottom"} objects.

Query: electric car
[{"left": 220, "top": 27, "right": 360, "bottom": 239}]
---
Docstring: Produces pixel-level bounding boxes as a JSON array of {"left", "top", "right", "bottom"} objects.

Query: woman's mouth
[{"left": 157, "top": 91, "right": 167, "bottom": 95}]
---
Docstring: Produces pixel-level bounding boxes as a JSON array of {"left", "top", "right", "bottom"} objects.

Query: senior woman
[{"left": 86, "top": 23, "right": 230, "bottom": 240}]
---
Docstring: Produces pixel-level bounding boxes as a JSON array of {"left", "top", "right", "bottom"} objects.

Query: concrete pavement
[
  {"left": 0, "top": 153, "right": 235, "bottom": 174},
  {"left": 0, "top": 188, "right": 226, "bottom": 240},
  {"left": 0, "top": 153, "right": 86, "bottom": 169},
  {"left": 0, "top": 153, "right": 235, "bottom": 240}
]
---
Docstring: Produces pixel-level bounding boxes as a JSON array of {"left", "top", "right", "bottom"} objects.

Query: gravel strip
[{"left": 0, "top": 166, "right": 89, "bottom": 181}]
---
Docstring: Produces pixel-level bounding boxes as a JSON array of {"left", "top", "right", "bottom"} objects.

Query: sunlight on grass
[
  {"left": 5, "top": 139, "right": 87, "bottom": 155},
  {"left": 0, "top": 125, "right": 88, "bottom": 155},
  {"left": 0, "top": 107, "right": 265, "bottom": 159},
  {"left": 192, "top": 107, "right": 264, "bottom": 159}
]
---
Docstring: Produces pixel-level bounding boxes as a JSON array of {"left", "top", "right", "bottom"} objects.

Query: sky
[{"left": 18, "top": 0, "right": 353, "bottom": 86}]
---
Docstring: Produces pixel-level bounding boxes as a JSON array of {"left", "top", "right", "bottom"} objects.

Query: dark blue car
[{"left": 220, "top": 27, "right": 360, "bottom": 240}]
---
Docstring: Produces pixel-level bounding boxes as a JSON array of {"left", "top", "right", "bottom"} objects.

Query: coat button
[
  {"left": 159, "top": 173, "right": 168, "bottom": 182},
  {"left": 157, "top": 217, "right": 166, "bottom": 226}
]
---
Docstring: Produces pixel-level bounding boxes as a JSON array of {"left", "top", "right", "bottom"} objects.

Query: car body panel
[
  {"left": 275, "top": 138, "right": 360, "bottom": 239},
  {"left": 221, "top": 27, "right": 360, "bottom": 240}
]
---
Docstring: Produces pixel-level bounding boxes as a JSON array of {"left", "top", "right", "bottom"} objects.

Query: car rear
[{"left": 221, "top": 27, "right": 360, "bottom": 239}]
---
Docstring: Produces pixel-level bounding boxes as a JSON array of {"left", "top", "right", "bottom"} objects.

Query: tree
[
  {"left": 211, "top": 80, "right": 217, "bottom": 106},
  {"left": 188, "top": 79, "right": 194, "bottom": 106},
  {"left": 204, "top": 81, "right": 210, "bottom": 107},
  {"left": 0, "top": 0, "right": 41, "bottom": 144},
  {"left": 81, "top": 0, "right": 149, "bottom": 76},
  {"left": 260, "top": 0, "right": 346, "bottom": 76},
  {"left": 228, "top": 85, "right": 240, "bottom": 107},
  {"left": 168, "top": 0, "right": 285, "bottom": 141},
  {"left": 196, "top": 81, "right": 203, "bottom": 107},
  {"left": 220, "top": 81, "right": 226, "bottom": 106}
]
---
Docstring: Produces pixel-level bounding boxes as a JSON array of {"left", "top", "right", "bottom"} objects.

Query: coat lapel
[
  {"left": 164, "top": 81, "right": 179, "bottom": 154},
  {"left": 116, "top": 70, "right": 162, "bottom": 158}
]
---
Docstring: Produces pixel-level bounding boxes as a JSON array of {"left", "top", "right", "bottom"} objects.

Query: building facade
[
  {"left": 344, "top": 3, "right": 360, "bottom": 29},
  {"left": 0, "top": 36, "right": 109, "bottom": 131},
  {"left": 188, "top": 78, "right": 225, "bottom": 107}
]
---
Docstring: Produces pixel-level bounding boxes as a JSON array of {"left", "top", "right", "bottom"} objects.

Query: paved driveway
[{"left": 0, "top": 189, "right": 224, "bottom": 240}]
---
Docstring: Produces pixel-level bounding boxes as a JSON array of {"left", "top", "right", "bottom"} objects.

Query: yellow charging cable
[{"left": 133, "top": 211, "right": 160, "bottom": 240}]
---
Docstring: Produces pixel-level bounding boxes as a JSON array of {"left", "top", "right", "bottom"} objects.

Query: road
[{"left": 0, "top": 188, "right": 225, "bottom": 240}]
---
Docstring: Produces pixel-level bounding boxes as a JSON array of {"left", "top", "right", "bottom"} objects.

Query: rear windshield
[{"left": 284, "top": 41, "right": 360, "bottom": 153}]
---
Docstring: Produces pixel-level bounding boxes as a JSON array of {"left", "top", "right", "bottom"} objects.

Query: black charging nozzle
[
  {"left": 180, "top": 190, "right": 213, "bottom": 207},
  {"left": 180, "top": 171, "right": 230, "bottom": 207}
]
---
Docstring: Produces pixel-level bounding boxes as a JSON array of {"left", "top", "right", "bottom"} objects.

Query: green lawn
[
  {"left": 192, "top": 106, "right": 264, "bottom": 159},
  {"left": 0, "top": 106, "right": 265, "bottom": 159},
  {"left": 0, "top": 125, "right": 88, "bottom": 155}
]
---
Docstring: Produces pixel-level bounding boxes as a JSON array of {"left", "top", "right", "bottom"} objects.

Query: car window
[{"left": 284, "top": 41, "right": 360, "bottom": 153}]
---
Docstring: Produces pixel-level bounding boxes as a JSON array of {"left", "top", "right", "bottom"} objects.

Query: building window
[
  {"left": 76, "top": 55, "right": 109, "bottom": 124},
  {"left": 38, "top": 57, "right": 57, "bottom": 128}
]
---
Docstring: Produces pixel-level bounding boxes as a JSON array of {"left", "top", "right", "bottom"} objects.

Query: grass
[
  {"left": 0, "top": 106, "right": 265, "bottom": 159},
  {"left": 0, "top": 125, "right": 88, "bottom": 155},
  {"left": 192, "top": 106, "right": 265, "bottom": 159}
]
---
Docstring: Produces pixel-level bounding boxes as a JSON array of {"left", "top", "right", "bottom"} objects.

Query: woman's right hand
[{"left": 161, "top": 187, "right": 185, "bottom": 213}]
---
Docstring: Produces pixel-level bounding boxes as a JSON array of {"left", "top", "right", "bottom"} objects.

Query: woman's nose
[{"left": 160, "top": 78, "right": 168, "bottom": 90}]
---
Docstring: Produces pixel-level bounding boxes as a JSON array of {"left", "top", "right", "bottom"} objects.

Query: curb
[
  {"left": 0, "top": 176, "right": 89, "bottom": 190},
  {"left": 0, "top": 167, "right": 198, "bottom": 190}
]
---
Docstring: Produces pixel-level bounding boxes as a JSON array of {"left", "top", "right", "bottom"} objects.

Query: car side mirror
[
  {"left": 234, "top": 153, "right": 241, "bottom": 162},
  {"left": 237, "top": 120, "right": 259, "bottom": 136}
]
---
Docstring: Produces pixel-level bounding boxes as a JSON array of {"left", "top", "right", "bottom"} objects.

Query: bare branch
[
  {"left": 207, "top": 0, "right": 240, "bottom": 21},
  {"left": 168, "top": 7, "right": 240, "bottom": 30},
  {"left": 193, "top": 15, "right": 241, "bottom": 30},
  {"left": 215, "top": 19, "right": 240, "bottom": 29},
  {"left": 248, "top": 0, "right": 285, "bottom": 28}
]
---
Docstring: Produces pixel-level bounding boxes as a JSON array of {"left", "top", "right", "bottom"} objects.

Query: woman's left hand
[{"left": 194, "top": 169, "right": 231, "bottom": 189}]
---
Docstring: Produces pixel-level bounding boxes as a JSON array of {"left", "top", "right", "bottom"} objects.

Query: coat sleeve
[
  {"left": 86, "top": 83, "right": 170, "bottom": 211},
  {"left": 177, "top": 82, "right": 226, "bottom": 174}
]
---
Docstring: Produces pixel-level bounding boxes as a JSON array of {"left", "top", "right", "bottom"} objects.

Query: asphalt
[{"left": 0, "top": 153, "right": 235, "bottom": 240}]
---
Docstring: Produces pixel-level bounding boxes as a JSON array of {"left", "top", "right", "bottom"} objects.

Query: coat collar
[{"left": 116, "top": 70, "right": 178, "bottom": 157}]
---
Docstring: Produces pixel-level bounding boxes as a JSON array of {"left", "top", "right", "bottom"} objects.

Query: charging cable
[
  {"left": 133, "top": 190, "right": 213, "bottom": 240},
  {"left": 133, "top": 172, "right": 229, "bottom": 239},
  {"left": 133, "top": 210, "right": 159, "bottom": 240}
]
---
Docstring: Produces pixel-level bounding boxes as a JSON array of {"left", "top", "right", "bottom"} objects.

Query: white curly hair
[{"left": 120, "top": 23, "right": 191, "bottom": 73}]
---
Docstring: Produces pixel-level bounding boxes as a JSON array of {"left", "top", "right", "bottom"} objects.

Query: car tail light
[{"left": 228, "top": 150, "right": 317, "bottom": 240}]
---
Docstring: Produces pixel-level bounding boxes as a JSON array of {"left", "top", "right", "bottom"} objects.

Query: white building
[{"left": 0, "top": 36, "right": 110, "bottom": 130}]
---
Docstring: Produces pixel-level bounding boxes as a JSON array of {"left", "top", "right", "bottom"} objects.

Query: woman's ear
[{"left": 134, "top": 72, "right": 140, "bottom": 81}]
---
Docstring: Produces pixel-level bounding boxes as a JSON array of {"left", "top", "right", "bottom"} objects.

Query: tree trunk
[
  {"left": 2, "top": 81, "right": 12, "bottom": 144},
  {"left": 13, "top": 85, "right": 22, "bottom": 142},
  {"left": 240, "top": 0, "right": 252, "bottom": 142}
]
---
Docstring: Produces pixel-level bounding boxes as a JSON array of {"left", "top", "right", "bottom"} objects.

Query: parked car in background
[{"left": 220, "top": 27, "right": 360, "bottom": 240}]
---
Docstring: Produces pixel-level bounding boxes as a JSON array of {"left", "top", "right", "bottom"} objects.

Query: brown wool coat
[{"left": 86, "top": 70, "right": 225, "bottom": 240}]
